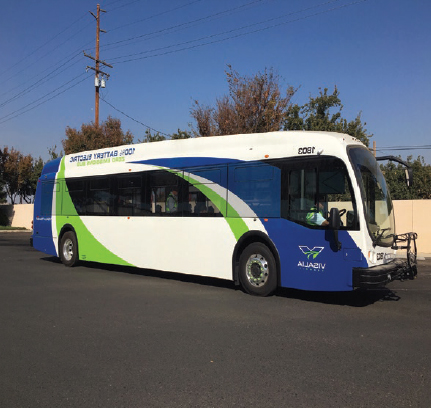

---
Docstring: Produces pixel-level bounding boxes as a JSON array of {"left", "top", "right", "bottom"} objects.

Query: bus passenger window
[
  {"left": 87, "top": 178, "right": 112, "bottom": 216},
  {"left": 186, "top": 186, "right": 222, "bottom": 217},
  {"left": 66, "top": 179, "right": 86, "bottom": 215},
  {"left": 228, "top": 163, "right": 280, "bottom": 218},
  {"left": 149, "top": 171, "right": 181, "bottom": 216},
  {"left": 117, "top": 175, "right": 149, "bottom": 216}
]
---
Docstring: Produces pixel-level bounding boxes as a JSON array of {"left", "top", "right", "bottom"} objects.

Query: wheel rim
[
  {"left": 63, "top": 238, "right": 74, "bottom": 261},
  {"left": 245, "top": 253, "right": 269, "bottom": 287}
]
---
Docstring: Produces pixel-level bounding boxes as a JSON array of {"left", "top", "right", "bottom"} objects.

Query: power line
[
  {"left": 100, "top": 95, "right": 170, "bottom": 137},
  {"left": 100, "top": 0, "right": 266, "bottom": 53},
  {"left": 0, "top": 72, "right": 92, "bottom": 125},
  {"left": 0, "top": 0, "right": 368, "bottom": 128},
  {"left": 0, "top": 15, "right": 92, "bottom": 86},
  {"left": 102, "top": 0, "right": 310, "bottom": 53},
  {"left": 108, "top": 0, "right": 205, "bottom": 32},
  {"left": 110, "top": 0, "right": 365, "bottom": 64},
  {"left": 378, "top": 144, "right": 431, "bottom": 149},
  {"left": 108, "top": 0, "right": 148, "bottom": 12},
  {"left": 377, "top": 146, "right": 431, "bottom": 151},
  {"left": 0, "top": 1, "right": 208, "bottom": 126},
  {"left": 0, "top": 53, "right": 84, "bottom": 110}
]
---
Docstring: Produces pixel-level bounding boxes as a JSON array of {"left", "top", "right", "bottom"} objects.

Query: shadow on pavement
[
  {"left": 275, "top": 286, "right": 401, "bottom": 307},
  {"left": 41, "top": 256, "right": 239, "bottom": 292},
  {"left": 41, "top": 255, "right": 404, "bottom": 306}
]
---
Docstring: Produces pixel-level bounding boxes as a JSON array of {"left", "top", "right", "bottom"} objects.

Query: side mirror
[
  {"left": 329, "top": 208, "right": 341, "bottom": 230},
  {"left": 329, "top": 208, "right": 342, "bottom": 251},
  {"left": 405, "top": 168, "right": 413, "bottom": 187},
  {"left": 376, "top": 155, "right": 413, "bottom": 188}
]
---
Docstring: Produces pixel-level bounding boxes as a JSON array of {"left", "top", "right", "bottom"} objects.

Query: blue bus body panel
[
  {"left": 41, "top": 158, "right": 62, "bottom": 175},
  {"left": 32, "top": 159, "right": 60, "bottom": 257},
  {"left": 264, "top": 218, "right": 368, "bottom": 291}
]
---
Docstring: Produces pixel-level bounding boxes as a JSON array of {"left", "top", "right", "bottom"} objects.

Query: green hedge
[{"left": 0, "top": 208, "right": 9, "bottom": 226}]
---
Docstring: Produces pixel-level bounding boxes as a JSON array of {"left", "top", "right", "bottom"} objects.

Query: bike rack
[{"left": 392, "top": 232, "right": 418, "bottom": 280}]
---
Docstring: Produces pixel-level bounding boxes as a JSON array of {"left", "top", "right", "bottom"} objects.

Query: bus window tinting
[
  {"left": 66, "top": 179, "right": 86, "bottom": 215},
  {"left": 185, "top": 185, "right": 223, "bottom": 217},
  {"left": 228, "top": 163, "right": 280, "bottom": 218},
  {"left": 117, "top": 175, "right": 150, "bottom": 216},
  {"left": 183, "top": 166, "right": 226, "bottom": 216},
  {"left": 87, "top": 177, "right": 113, "bottom": 215},
  {"left": 149, "top": 171, "right": 181, "bottom": 216}
]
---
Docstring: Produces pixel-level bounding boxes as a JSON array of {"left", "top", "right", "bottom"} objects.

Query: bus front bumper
[{"left": 352, "top": 259, "right": 417, "bottom": 288}]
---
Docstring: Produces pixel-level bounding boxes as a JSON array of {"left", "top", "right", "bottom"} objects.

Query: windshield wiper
[{"left": 373, "top": 228, "right": 392, "bottom": 247}]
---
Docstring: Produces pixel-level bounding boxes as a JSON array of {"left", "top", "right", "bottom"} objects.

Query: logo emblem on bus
[
  {"left": 298, "top": 246, "right": 324, "bottom": 259},
  {"left": 298, "top": 246, "right": 326, "bottom": 271}
]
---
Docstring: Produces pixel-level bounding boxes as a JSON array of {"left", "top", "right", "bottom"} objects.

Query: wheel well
[
  {"left": 58, "top": 224, "right": 77, "bottom": 247},
  {"left": 232, "top": 231, "right": 280, "bottom": 286}
]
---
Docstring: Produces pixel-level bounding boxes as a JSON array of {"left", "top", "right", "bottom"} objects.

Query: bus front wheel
[
  {"left": 239, "top": 243, "right": 277, "bottom": 296},
  {"left": 60, "top": 231, "right": 79, "bottom": 267}
]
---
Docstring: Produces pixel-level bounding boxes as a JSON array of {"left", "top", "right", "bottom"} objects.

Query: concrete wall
[
  {"left": 393, "top": 200, "right": 430, "bottom": 256},
  {"left": 0, "top": 204, "right": 33, "bottom": 230},
  {"left": 2, "top": 201, "right": 430, "bottom": 254}
]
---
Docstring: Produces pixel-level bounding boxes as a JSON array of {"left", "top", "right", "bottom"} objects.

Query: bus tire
[
  {"left": 60, "top": 231, "right": 79, "bottom": 267},
  {"left": 239, "top": 242, "right": 277, "bottom": 296}
]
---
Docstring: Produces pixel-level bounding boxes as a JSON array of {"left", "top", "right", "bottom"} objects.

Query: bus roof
[{"left": 54, "top": 131, "right": 365, "bottom": 178}]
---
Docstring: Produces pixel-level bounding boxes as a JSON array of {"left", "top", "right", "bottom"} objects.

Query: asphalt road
[{"left": 1, "top": 231, "right": 430, "bottom": 408}]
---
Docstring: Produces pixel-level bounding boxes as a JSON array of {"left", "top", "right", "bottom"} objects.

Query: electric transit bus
[{"left": 31, "top": 131, "right": 418, "bottom": 296}]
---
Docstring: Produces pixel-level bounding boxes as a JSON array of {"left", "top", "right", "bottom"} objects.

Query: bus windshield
[{"left": 348, "top": 147, "right": 395, "bottom": 246}]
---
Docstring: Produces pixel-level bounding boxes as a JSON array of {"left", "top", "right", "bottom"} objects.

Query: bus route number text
[{"left": 298, "top": 146, "right": 315, "bottom": 155}]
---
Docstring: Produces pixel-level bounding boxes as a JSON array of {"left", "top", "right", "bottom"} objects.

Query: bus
[{"left": 31, "top": 131, "right": 417, "bottom": 296}]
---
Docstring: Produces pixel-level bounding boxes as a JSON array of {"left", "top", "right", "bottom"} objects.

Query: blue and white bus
[{"left": 32, "top": 131, "right": 417, "bottom": 296}]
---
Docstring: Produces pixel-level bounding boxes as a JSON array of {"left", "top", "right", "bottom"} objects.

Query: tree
[
  {"left": 191, "top": 65, "right": 296, "bottom": 136},
  {"left": 29, "top": 156, "right": 44, "bottom": 202},
  {"left": 2, "top": 147, "right": 20, "bottom": 203},
  {"left": 62, "top": 116, "right": 134, "bottom": 154},
  {"left": 381, "top": 156, "right": 431, "bottom": 200},
  {"left": 0, "top": 178, "right": 5, "bottom": 203},
  {"left": 0, "top": 148, "right": 7, "bottom": 203},
  {"left": 17, "top": 153, "right": 34, "bottom": 203},
  {"left": 47, "top": 145, "right": 63, "bottom": 160},
  {"left": 139, "top": 128, "right": 191, "bottom": 143},
  {"left": 283, "top": 87, "right": 372, "bottom": 147},
  {"left": 0, "top": 147, "right": 43, "bottom": 204},
  {"left": 171, "top": 129, "right": 192, "bottom": 140},
  {"left": 140, "top": 128, "right": 166, "bottom": 143}
]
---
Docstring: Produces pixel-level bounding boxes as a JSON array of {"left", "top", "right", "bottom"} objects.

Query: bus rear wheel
[
  {"left": 60, "top": 231, "right": 79, "bottom": 267},
  {"left": 239, "top": 243, "right": 277, "bottom": 296}
]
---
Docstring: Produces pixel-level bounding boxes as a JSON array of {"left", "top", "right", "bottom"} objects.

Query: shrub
[{"left": 0, "top": 207, "right": 10, "bottom": 226}]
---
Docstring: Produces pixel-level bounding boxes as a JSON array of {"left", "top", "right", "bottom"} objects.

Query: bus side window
[
  {"left": 183, "top": 166, "right": 226, "bottom": 217},
  {"left": 227, "top": 163, "right": 280, "bottom": 218},
  {"left": 278, "top": 158, "right": 358, "bottom": 230},
  {"left": 65, "top": 179, "right": 86, "bottom": 215},
  {"left": 117, "top": 174, "right": 149, "bottom": 216},
  {"left": 288, "top": 168, "right": 316, "bottom": 223},
  {"left": 87, "top": 177, "right": 112, "bottom": 216},
  {"left": 149, "top": 171, "right": 181, "bottom": 216}
]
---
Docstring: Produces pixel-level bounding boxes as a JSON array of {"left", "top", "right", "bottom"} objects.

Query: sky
[{"left": 0, "top": 0, "right": 430, "bottom": 164}]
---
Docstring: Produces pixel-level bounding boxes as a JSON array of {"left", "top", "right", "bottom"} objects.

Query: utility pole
[{"left": 84, "top": 4, "right": 112, "bottom": 127}]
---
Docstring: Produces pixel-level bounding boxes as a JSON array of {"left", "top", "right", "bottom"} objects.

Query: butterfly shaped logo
[{"left": 299, "top": 246, "right": 324, "bottom": 260}]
